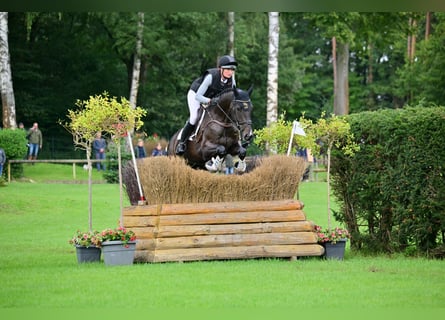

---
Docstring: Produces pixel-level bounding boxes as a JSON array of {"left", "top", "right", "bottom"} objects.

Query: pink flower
[{"left": 314, "top": 225, "right": 350, "bottom": 244}]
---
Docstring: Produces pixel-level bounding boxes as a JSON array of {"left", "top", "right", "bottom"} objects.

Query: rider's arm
[{"left": 195, "top": 74, "right": 213, "bottom": 104}]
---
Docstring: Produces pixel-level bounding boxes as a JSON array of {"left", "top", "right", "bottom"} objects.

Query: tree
[
  {"left": 0, "top": 12, "right": 16, "bottom": 129},
  {"left": 60, "top": 92, "right": 146, "bottom": 231},
  {"left": 310, "top": 114, "right": 359, "bottom": 230},
  {"left": 253, "top": 113, "right": 316, "bottom": 156},
  {"left": 310, "top": 13, "right": 361, "bottom": 115}
]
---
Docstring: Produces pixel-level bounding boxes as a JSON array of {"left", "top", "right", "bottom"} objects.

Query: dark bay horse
[{"left": 167, "top": 86, "right": 254, "bottom": 171}]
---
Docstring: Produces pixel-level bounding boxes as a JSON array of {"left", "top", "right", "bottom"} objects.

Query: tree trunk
[
  {"left": 332, "top": 36, "right": 337, "bottom": 101},
  {"left": 407, "top": 17, "right": 416, "bottom": 63},
  {"left": 425, "top": 12, "right": 430, "bottom": 40},
  {"left": 266, "top": 12, "right": 279, "bottom": 128},
  {"left": 367, "top": 43, "right": 373, "bottom": 85},
  {"left": 227, "top": 12, "right": 235, "bottom": 56},
  {"left": 333, "top": 41, "right": 349, "bottom": 115},
  {"left": 0, "top": 12, "right": 17, "bottom": 129},
  {"left": 86, "top": 147, "right": 93, "bottom": 232},
  {"left": 129, "top": 12, "right": 144, "bottom": 112},
  {"left": 407, "top": 17, "right": 417, "bottom": 103}
]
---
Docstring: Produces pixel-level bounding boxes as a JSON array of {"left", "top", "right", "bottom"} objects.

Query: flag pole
[{"left": 126, "top": 130, "right": 146, "bottom": 205}]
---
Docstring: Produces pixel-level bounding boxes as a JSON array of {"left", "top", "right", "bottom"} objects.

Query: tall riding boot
[{"left": 175, "top": 121, "right": 195, "bottom": 155}]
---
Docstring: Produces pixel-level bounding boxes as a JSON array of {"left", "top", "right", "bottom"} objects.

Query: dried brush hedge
[{"left": 123, "top": 155, "right": 306, "bottom": 205}]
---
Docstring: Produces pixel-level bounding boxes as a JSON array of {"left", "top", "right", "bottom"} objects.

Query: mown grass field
[{"left": 0, "top": 163, "right": 443, "bottom": 316}]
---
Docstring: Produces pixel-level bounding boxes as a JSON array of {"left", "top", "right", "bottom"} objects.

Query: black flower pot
[{"left": 322, "top": 239, "right": 347, "bottom": 260}]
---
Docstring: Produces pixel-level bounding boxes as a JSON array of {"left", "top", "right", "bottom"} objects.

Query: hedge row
[
  {"left": 331, "top": 106, "right": 445, "bottom": 256},
  {"left": 0, "top": 129, "right": 28, "bottom": 178}
]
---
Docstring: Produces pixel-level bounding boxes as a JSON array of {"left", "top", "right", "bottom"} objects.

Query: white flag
[{"left": 292, "top": 121, "right": 306, "bottom": 136}]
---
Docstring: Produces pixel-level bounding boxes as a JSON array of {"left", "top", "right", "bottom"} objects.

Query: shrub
[
  {"left": 331, "top": 106, "right": 445, "bottom": 255},
  {"left": 0, "top": 129, "right": 28, "bottom": 178}
]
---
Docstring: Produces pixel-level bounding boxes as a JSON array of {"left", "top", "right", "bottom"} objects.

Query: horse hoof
[
  {"left": 205, "top": 156, "right": 223, "bottom": 172},
  {"left": 235, "top": 159, "right": 247, "bottom": 173}
]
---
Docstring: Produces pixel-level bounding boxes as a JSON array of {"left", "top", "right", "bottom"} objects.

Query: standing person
[
  {"left": 0, "top": 147, "right": 6, "bottom": 177},
  {"left": 151, "top": 142, "right": 165, "bottom": 157},
  {"left": 92, "top": 132, "right": 107, "bottom": 171},
  {"left": 27, "top": 122, "right": 43, "bottom": 161},
  {"left": 175, "top": 55, "right": 238, "bottom": 155},
  {"left": 224, "top": 154, "right": 234, "bottom": 175},
  {"left": 134, "top": 139, "right": 147, "bottom": 158},
  {"left": 18, "top": 122, "right": 28, "bottom": 159}
]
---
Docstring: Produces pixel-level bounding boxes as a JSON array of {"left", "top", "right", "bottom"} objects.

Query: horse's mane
[{"left": 213, "top": 87, "right": 235, "bottom": 99}]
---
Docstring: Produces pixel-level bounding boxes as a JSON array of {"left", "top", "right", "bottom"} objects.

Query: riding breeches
[{"left": 187, "top": 90, "right": 201, "bottom": 125}]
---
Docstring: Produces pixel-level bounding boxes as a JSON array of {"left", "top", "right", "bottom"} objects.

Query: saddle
[{"left": 177, "top": 104, "right": 207, "bottom": 142}]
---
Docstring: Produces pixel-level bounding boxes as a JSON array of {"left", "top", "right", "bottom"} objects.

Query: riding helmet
[{"left": 218, "top": 55, "right": 238, "bottom": 70}]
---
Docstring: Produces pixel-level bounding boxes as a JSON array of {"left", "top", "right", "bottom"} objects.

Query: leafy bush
[
  {"left": 0, "top": 129, "right": 28, "bottom": 178},
  {"left": 331, "top": 106, "right": 445, "bottom": 255}
]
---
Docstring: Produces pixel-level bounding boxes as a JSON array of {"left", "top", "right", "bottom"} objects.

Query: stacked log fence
[{"left": 123, "top": 199, "right": 324, "bottom": 263}]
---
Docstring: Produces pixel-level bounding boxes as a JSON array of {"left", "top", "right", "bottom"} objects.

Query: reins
[
  {"left": 209, "top": 98, "right": 250, "bottom": 130},
  {"left": 195, "top": 91, "right": 251, "bottom": 144}
]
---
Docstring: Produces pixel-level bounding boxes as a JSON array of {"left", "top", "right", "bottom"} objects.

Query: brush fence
[{"left": 123, "top": 199, "right": 324, "bottom": 263}]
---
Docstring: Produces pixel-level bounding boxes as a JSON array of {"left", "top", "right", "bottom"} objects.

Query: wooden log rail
[{"left": 123, "top": 199, "right": 324, "bottom": 263}]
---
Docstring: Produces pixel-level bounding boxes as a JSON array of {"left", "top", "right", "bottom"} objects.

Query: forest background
[{"left": 3, "top": 12, "right": 444, "bottom": 158}]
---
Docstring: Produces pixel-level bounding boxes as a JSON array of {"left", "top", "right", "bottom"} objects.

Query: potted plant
[
  {"left": 314, "top": 224, "right": 350, "bottom": 260},
  {"left": 69, "top": 230, "right": 102, "bottom": 263},
  {"left": 98, "top": 226, "right": 137, "bottom": 266}
]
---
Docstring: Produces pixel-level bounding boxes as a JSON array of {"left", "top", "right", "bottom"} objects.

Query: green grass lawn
[{"left": 0, "top": 164, "right": 444, "bottom": 312}]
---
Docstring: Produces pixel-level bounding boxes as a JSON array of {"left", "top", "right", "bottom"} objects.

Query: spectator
[
  {"left": 18, "top": 122, "right": 28, "bottom": 159},
  {"left": 27, "top": 122, "right": 43, "bottom": 162},
  {"left": 151, "top": 142, "right": 165, "bottom": 157},
  {"left": 0, "top": 147, "right": 6, "bottom": 177},
  {"left": 224, "top": 154, "right": 234, "bottom": 175},
  {"left": 135, "top": 139, "right": 147, "bottom": 158},
  {"left": 92, "top": 132, "right": 107, "bottom": 171}
]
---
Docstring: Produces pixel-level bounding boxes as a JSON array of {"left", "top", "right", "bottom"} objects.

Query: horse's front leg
[
  {"left": 230, "top": 141, "right": 246, "bottom": 160},
  {"left": 199, "top": 141, "right": 226, "bottom": 172},
  {"left": 201, "top": 141, "right": 226, "bottom": 161},
  {"left": 230, "top": 142, "right": 248, "bottom": 173}
]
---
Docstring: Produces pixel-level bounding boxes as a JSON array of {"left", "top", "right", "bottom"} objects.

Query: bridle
[{"left": 195, "top": 91, "right": 252, "bottom": 146}]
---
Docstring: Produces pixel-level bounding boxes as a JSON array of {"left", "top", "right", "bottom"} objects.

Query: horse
[{"left": 167, "top": 86, "right": 254, "bottom": 171}]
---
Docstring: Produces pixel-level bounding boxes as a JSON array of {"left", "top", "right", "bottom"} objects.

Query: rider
[{"left": 175, "top": 55, "right": 238, "bottom": 155}]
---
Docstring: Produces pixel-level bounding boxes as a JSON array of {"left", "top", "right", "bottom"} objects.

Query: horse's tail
[{"left": 166, "top": 131, "right": 180, "bottom": 156}]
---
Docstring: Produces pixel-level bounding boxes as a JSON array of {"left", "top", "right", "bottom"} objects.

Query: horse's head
[{"left": 230, "top": 85, "right": 254, "bottom": 146}]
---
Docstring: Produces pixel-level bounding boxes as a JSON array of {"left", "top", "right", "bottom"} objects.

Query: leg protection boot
[{"left": 176, "top": 122, "right": 195, "bottom": 155}]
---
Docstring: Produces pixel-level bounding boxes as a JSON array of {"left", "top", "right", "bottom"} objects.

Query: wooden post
[{"left": 72, "top": 163, "right": 76, "bottom": 179}]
